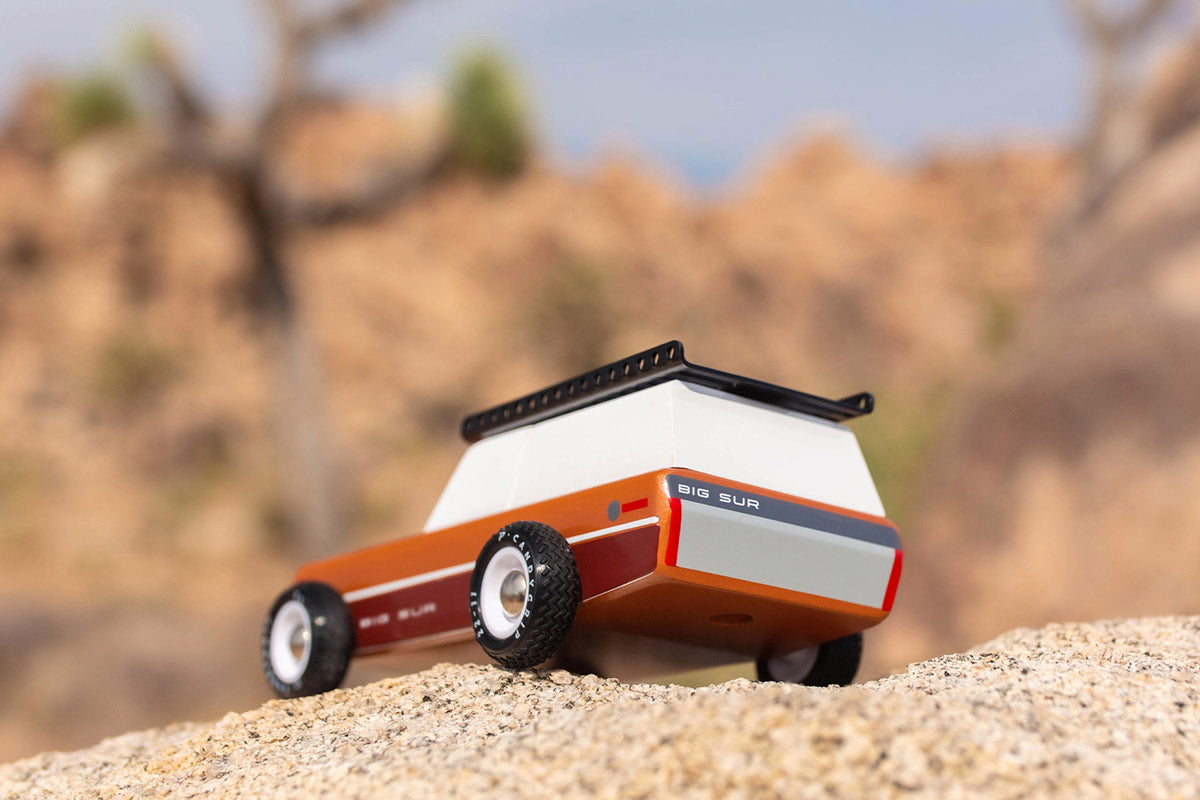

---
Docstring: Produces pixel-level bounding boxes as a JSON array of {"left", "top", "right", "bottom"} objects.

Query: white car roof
[{"left": 424, "top": 380, "right": 885, "bottom": 531}]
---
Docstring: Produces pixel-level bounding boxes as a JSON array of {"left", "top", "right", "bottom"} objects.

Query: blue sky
[{"left": 0, "top": 0, "right": 1084, "bottom": 186}]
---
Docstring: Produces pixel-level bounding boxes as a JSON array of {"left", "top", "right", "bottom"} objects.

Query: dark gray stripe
[{"left": 666, "top": 475, "right": 900, "bottom": 549}]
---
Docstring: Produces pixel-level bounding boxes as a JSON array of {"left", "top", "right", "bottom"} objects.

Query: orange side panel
[{"left": 294, "top": 472, "right": 668, "bottom": 595}]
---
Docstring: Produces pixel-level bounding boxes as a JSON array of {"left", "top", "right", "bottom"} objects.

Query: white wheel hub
[
  {"left": 270, "top": 599, "right": 313, "bottom": 684},
  {"left": 479, "top": 545, "right": 529, "bottom": 639},
  {"left": 765, "top": 646, "right": 819, "bottom": 683}
]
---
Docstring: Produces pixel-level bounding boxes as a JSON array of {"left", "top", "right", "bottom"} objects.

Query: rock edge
[{"left": 4, "top": 616, "right": 1200, "bottom": 799}]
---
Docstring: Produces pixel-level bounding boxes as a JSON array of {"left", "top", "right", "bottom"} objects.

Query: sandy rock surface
[{"left": 3, "top": 616, "right": 1200, "bottom": 799}]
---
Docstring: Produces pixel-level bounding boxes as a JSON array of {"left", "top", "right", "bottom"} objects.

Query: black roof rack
[{"left": 460, "top": 340, "right": 873, "bottom": 442}]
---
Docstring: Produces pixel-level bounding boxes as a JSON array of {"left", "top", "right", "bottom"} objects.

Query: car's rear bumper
[
  {"left": 573, "top": 469, "right": 902, "bottom": 657},
  {"left": 664, "top": 474, "right": 901, "bottom": 612}
]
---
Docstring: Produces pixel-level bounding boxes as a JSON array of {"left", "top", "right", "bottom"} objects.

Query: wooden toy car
[{"left": 262, "top": 341, "right": 902, "bottom": 697}]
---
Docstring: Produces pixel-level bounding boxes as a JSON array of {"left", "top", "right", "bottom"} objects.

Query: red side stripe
[
  {"left": 621, "top": 497, "right": 649, "bottom": 513},
  {"left": 881, "top": 549, "right": 903, "bottom": 611},
  {"left": 665, "top": 497, "right": 682, "bottom": 566},
  {"left": 574, "top": 524, "right": 659, "bottom": 599}
]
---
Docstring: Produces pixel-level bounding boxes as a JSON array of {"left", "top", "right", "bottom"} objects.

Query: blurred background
[{"left": 2, "top": 0, "right": 1199, "bottom": 761}]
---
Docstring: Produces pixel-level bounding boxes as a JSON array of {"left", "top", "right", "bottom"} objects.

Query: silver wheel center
[
  {"left": 766, "top": 646, "right": 819, "bottom": 683},
  {"left": 289, "top": 627, "right": 310, "bottom": 662},
  {"left": 500, "top": 570, "right": 528, "bottom": 617},
  {"left": 270, "top": 599, "right": 313, "bottom": 684}
]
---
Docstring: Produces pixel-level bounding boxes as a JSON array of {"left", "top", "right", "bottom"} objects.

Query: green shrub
[
  {"left": 0, "top": 451, "right": 48, "bottom": 549},
  {"left": 531, "top": 253, "right": 613, "bottom": 369},
  {"left": 258, "top": 491, "right": 296, "bottom": 552},
  {"left": 982, "top": 292, "right": 1019, "bottom": 355},
  {"left": 54, "top": 72, "right": 135, "bottom": 145},
  {"left": 92, "top": 335, "right": 180, "bottom": 410},
  {"left": 448, "top": 47, "right": 531, "bottom": 179},
  {"left": 854, "top": 389, "right": 948, "bottom": 528}
]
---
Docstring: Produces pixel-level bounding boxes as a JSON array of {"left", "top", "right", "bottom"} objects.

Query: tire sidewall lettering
[{"left": 468, "top": 521, "right": 580, "bottom": 668}]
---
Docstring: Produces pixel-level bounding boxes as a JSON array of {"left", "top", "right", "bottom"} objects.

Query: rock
[{"left": 2, "top": 616, "right": 1198, "bottom": 798}]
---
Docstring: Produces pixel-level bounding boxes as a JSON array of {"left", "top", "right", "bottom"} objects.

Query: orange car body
[
  {"left": 273, "top": 340, "right": 902, "bottom": 686},
  {"left": 298, "top": 466, "right": 901, "bottom": 664},
  {"left": 263, "top": 342, "right": 902, "bottom": 695}
]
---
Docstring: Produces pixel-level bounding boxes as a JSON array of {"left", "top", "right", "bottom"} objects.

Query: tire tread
[
  {"left": 471, "top": 521, "right": 580, "bottom": 669},
  {"left": 262, "top": 581, "right": 355, "bottom": 698},
  {"left": 756, "top": 632, "right": 863, "bottom": 687}
]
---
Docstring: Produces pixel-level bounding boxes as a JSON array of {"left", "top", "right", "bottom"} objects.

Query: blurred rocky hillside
[
  {"left": 898, "top": 48, "right": 1200, "bottom": 660},
  {"left": 0, "top": 75, "right": 1081, "bottom": 760}
]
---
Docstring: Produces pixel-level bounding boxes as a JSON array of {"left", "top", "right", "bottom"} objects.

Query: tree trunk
[{"left": 231, "top": 163, "right": 345, "bottom": 559}]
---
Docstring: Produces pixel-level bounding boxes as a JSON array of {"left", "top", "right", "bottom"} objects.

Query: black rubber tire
[
  {"left": 262, "top": 581, "right": 355, "bottom": 699},
  {"left": 756, "top": 632, "right": 863, "bottom": 687},
  {"left": 469, "top": 521, "right": 581, "bottom": 669}
]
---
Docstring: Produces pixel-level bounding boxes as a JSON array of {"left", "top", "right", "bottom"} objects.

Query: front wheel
[
  {"left": 262, "top": 581, "right": 355, "bottom": 698},
  {"left": 756, "top": 632, "right": 863, "bottom": 687},
  {"left": 469, "top": 521, "right": 581, "bottom": 669}
]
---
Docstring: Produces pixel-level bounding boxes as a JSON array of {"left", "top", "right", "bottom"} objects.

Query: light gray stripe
[{"left": 675, "top": 500, "right": 895, "bottom": 608}]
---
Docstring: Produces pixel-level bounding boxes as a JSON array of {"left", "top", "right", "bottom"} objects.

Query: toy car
[{"left": 262, "top": 341, "right": 902, "bottom": 697}]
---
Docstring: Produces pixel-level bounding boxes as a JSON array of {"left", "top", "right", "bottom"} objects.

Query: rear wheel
[
  {"left": 262, "top": 582, "right": 355, "bottom": 698},
  {"left": 470, "top": 521, "right": 580, "bottom": 669},
  {"left": 756, "top": 632, "right": 863, "bottom": 687}
]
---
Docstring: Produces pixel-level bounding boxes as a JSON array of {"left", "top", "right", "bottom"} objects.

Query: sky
[{"left": 0, "top": 0, "right": 1086, "bottom": 188}]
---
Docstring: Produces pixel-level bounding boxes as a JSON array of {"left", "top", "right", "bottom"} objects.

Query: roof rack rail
[{"left": 460, "top": 340, "right": 873, "bottom": 442}]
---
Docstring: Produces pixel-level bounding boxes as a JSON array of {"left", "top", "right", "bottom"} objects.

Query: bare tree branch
[
  {"left": 1065, "top": 0, "right": 1174, "bottom": 42},
  {"left": 131, "top": 29, "right": 222, "bottom": 171},
  {"left": 264, "top": 0, "right": 416, "bottom": 104},
  {"left": 132, "top": 1, "right": 438, "bottom": 557},
  {"left": 282, "top": 146, "right": 451, "bottom": 226},
  {"left": 1059, "top": 0, "right": 1180, "bottom": 234},
  {"left": 139, "top": 32, "right": 211, "bottom": 130},
  {"left": 296, "top": 0, "right": 410, "bottom": 41},
  {"left": 157, "top": 134, "right": 250, "bottom": 178}
]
